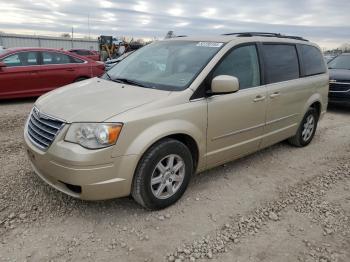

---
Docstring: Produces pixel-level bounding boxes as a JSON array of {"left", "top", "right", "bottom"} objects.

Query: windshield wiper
[{"left": 112, "top": 78, "right": 153, "bottom": 88}]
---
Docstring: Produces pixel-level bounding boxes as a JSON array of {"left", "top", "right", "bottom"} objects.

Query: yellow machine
[
  {"left": 98, "top": 35, "right": 146, "bottom": 61},
  {"left": 98, "top": 35, "right": 118, "bottom": 61}
]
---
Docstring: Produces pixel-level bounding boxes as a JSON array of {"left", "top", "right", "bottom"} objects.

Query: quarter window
[
  {"left": 212, "top": 45, "right": 260, "bottom": 89},
  {"left": 299, "top": 45, "right": 326, "bottom": 76},
  {"left": 262, "top": 44, "right": 300, "bottom": 84}
]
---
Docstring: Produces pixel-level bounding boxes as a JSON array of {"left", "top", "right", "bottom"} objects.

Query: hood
[
  {"left": 35, "top": 78, "right": 171, "bottom": 123},
  {"left": 329, "top": 69, "right": 350, "bottom": 82}
]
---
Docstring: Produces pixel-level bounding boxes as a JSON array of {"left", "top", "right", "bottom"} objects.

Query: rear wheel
[
  {"left": 288, "top": 107, "right": 318, "bottom": 147},
  {"left": 132, "top": 138, "right": 193, "bottom": 210}
]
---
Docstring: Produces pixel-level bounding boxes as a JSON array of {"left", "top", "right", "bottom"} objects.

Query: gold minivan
[{"left": 24, "top": 33, "right": 329, "bottom": 209}]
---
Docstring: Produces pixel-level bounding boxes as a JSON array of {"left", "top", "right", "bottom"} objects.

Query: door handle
[
  {"left": 253, "top": 95, "right": 266, "bottom": 102},
  {"left": 66, "top": 68, "right": 75, "bottom": 71},
  {"left": 270, "top": 92, "right": 280, "bottom": 98}
]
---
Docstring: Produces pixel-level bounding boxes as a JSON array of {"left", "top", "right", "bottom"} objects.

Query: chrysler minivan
[{"left": 24, "top": 33, "right": 328, "bottom": 209}]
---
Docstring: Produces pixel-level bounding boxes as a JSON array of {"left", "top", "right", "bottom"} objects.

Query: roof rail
[{"left": 222, "top": 32, "right": 309, "bottom": 42}]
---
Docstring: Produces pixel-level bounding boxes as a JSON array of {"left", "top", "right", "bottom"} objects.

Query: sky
[{"left": 0, "top": 0, "right": 349, "bottom": 49}]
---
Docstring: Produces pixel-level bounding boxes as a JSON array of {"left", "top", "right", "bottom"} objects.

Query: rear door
[
  {"left": 206, "top": 44, "right": 267, "bottom": 168},
  {"left": 260, "top": 44, "right": 310, "bottom": 148},
  {"left": 0, "top": 51, "right": 41, "bottom": 98},
  {"left": 39, "top": 51, "right": 87, "bottom": 91}
]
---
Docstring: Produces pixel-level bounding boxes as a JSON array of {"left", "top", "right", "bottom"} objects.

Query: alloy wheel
[
  {"left": 302, "top": 114, "right": 315, "bottom": 142},
  {"left": 150, "top": 154, "right": 185, "bottom": 199}
]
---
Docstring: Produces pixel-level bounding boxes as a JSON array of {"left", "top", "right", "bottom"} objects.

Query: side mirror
[
  {"left": 211, "top": 75, "right": 239, "bottom": 95},
  {"left": 0, "top": 62, "right": 6, "bottom": 69}
]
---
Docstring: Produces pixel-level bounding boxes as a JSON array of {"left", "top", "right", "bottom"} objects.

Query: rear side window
[
  {"left": 262, "top": 44, "right": 300, "bottom": 84},
  {"left": 26, "top": 52, "right": 39, "bottom": 65},
  {"left": 212, "top": 45, "right": 260, "bottom": 89},
  {"left": 299, "top": 45, "right": 326, "bottom": 76},
  {"left": 74, "top": 50, "right": 91, "bottom": 56},
  {"left": 42, "top": 52, "right": 71, "bottom": 64},
  {"left": 42, "top": 52, "right": 83, "bottom": 64}
]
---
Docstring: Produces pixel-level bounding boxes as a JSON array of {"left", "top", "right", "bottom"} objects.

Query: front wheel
[
  {"left": 74, "top": 77, "right": 88, "bottom": 82},
  {"left": 288, "top": 107, "right": 318, "bottom": 147},
  {"left": 132, "top": 139, "right": 193, "bottom": 210}
]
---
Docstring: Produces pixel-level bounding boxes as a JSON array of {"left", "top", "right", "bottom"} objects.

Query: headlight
[{"left": 65, "top": 123, "right": 123, "bottom": 149}]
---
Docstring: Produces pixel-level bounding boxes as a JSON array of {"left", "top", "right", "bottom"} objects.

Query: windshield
[
  {"left": 104, "top": 40, "right": 224, "bottom": 91},
  {"left": 328, "top": 55, "right": 350, "bottom": 70},
  {"left": 116, "top": 51, "right": 134, "bottom": 61}
]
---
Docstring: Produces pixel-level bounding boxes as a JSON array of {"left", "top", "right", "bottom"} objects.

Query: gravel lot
[{"left": 0, "top": 99, "right": 349, "bottom": 262}]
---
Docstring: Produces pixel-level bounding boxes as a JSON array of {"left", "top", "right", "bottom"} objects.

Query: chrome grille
[
  {"left": 27, "top": 107, "right": 65, "bottom": 150},
  {"left": 329, "top": 81, "right": 350, "bottom": 92}
]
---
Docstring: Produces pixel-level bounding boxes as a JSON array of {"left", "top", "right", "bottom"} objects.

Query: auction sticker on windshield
[{"left": 196, "top": 42, "right": 224, "bottom": 48}]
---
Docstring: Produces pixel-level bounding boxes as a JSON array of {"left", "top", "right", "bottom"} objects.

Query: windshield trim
[{"left": 103, "top": 41, "right": 227, "bottom": 92}]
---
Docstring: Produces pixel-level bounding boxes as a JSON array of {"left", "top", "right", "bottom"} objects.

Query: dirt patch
[
  {"left": 0, "top": 101, "right": 349, "bottom": 262},
  {"left": 168, "top": 162, "right": 350, "bottom": 261}
]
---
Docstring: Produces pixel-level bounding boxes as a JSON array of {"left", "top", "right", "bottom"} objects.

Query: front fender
[{"left": 121, "top": 119, "right": 205, "bottom": 159}]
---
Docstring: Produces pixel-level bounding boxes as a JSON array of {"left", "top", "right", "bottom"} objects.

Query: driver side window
[
  {"left": 213, "top": 45, "right": 260, "bottom": 89},
  {"left": 2, "top": 54, "right": 21, "bottom": 67},
  {"left": 2, "top": 52, "right": 39, "bottom": 67}
]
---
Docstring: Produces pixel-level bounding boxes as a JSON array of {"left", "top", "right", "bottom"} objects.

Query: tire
[
  {"left": 288, "top": 107, "right": 318, "bottom": 147},
  {"left": 132, "top": 138, "right": 193, "bottom": 210},
  {"left": 74, "top": 77, "right": 88, "bottom": 82}
]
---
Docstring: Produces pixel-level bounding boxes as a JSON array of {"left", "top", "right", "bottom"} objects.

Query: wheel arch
[
  {"left": 309, "top": 101, "right": 322, "bottom": 119},
  {"left": 303, "top": 93, "right": 323, "bottom": 119},
  {"left": 134, "top": 132, "right": 201, "bottom": 174},
  {"left": 74, "top": 76, "right": 90, "bottom": 82},
  {"left": 163, "top": 133, "right": 199, "bottom": 172},
  {"left": 119, "top": 120, "right": 205, "bottom": 174}
]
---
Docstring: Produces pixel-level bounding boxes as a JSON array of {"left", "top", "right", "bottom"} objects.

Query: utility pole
[
  {"left": 88, "top": 14, "right": 91, "bottom": 40},
  {"left": 71, "top": 27, "right": 74, "bottom": 48}
]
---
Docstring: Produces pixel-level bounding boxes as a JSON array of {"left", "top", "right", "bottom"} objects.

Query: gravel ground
[{"left": 0, "top": 100, "right": 349, "bottom": 262}]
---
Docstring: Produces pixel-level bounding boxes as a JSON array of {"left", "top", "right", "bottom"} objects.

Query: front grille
[
  {"left": 329, "top": 81, "right": 350, "bottom": 92},
  {"left": 27, "top": 107, "right": 65, "bottom": 150}
]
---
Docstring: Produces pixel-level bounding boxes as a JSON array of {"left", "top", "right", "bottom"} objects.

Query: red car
[
  {"left": 0, "top": 48, "right": 105, "bottom": 99},
  {"left": 68, "top": 49, "right": 100, "bottom": 61}
]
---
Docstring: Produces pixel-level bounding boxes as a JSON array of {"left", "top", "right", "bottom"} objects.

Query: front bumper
[
  {"left": 24, "top": 125, "right": 138, "bottom": 200},
  {"left": 328, "top": 83, "right": 350, "bottom": 106},
  {"left": 328, "top": 95, "right": 350, "bottom": 106}
]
